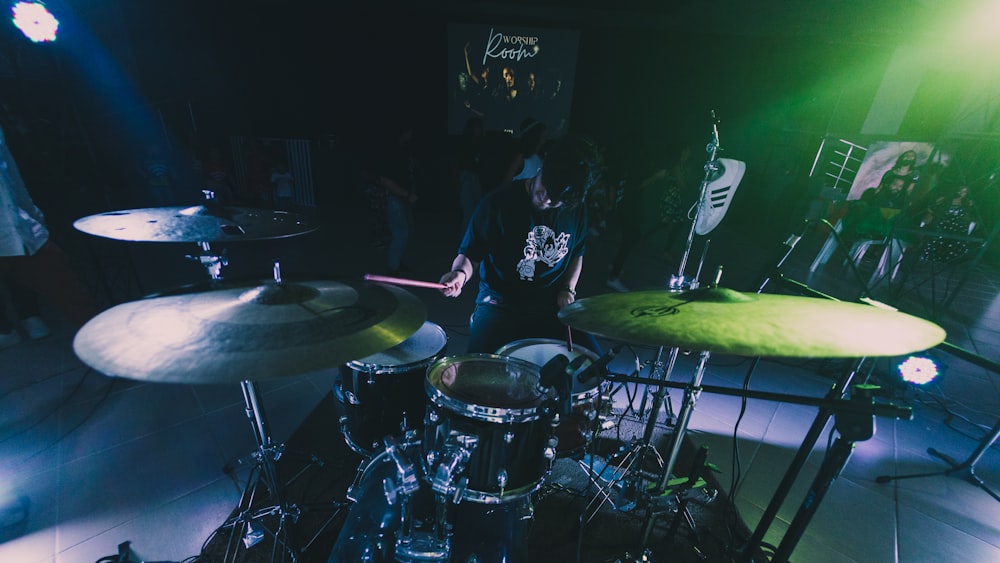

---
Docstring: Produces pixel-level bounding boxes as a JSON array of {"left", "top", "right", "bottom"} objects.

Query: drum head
[
  {"left": 426, "top": 354, "right": 552, "bottom": 422},
  {"left": 495, "top": 338, "right": 600, "bottom": 394},
  {"left": 347, "top": 321, "right": 447, "bottom": 373}
]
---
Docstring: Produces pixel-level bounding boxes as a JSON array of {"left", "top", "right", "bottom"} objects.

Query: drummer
[{"left": 438, "top": 137, "right": 601, "bottom": 355}]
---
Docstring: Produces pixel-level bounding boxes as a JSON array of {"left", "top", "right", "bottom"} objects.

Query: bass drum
[
  {"left": 334, "top": 321, "right": 447, "bottom": 455},
  {"left": 328, "top": 440, "right": 532, "bottom": 563},
  {"left": 424, "top": 354, "right": 557, "bottom": 504},
  {"left": 495, "top": 338, "right": 606, "bottom": 458}
]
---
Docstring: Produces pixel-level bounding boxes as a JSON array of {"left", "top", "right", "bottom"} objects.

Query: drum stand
[
  {"left": 577, "top": 345, "right": 677, "bottom": 522},
  {"left": 634, "top": 350, "right": 711, "bottom": 556},
  {"left": 220, "top": 379, "right": 306, "bottom": 563},
  {"left": 184, "top": 192, "right": 233, "bottom": 281},
  {"left": 187, "top": 240, "right": 228, "bottom": 280}
]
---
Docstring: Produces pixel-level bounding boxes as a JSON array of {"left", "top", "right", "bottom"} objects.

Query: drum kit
[{"left": 69, "top": 182, "right": 947, "bottom": 562}]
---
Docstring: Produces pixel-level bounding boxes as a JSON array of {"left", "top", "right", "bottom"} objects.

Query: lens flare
[
  {"left": 897, "top": 355, "right": 940, "bottom": 385},
  {"left": 11, "top": 1, "right": 59, "bottom": 43}
]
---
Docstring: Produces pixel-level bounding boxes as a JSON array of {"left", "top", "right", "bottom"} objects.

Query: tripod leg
[
  {"left": 739, "top": 361, "right": 861, "bottom": 562},
  {"left": 770, "top": 437, "right": 855, "bottom": 563},
  {"left": 876, "top": 416, "right": 1000, "bottom": 503}
]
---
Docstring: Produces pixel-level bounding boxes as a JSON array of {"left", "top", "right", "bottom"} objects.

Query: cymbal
[
  {"left": 558, "top": 287, "right": 946, "bottom": 358},
  {"left": 73, "top": 204, "right": 317, "bottom": 242},
  {"left": 73, "top": 280, "right": 426, "bottom": 384}
]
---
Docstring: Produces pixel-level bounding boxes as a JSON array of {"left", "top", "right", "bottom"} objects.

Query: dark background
[{"left": 0, "top": 0, "right": 997, "bottom": 256}]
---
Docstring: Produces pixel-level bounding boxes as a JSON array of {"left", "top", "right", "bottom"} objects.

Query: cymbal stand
[
  {"left": 185, "top": 191, "right": 229, "bottom": 280},
  {"left": 635, "top": 349, "right": 711, "bottom": 557},
  {"left": 187, "top": 240, "right": 229, "bottom": 280},
  {"left": 620, "top": 345, "right": 681, "bottom": 511},
  {"left": 669, "top": 110, "right": 722, "bottom": 291},
  {"left": 221, "top": 379, "right": 300, "bottom": 563},
  {"left": 576, "top": 346, "right": 679, "bottom": 525}
]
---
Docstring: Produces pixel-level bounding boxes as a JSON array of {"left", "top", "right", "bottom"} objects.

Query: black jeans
[{"left": 466, "top": 302, "right": 602, "bottom": 356}]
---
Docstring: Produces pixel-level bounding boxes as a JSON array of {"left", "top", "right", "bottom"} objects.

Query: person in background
[
  {"left": 0, "top": 123, "right": 98, "bottom": 348},
  {"left": 270, "top": 158, "right": 295, "bottom": 209},
  {"left": 203, "top": 145, "right": 237, "bottom": 203},
  {"left": 453, "top": 116, "right": 485, "bottom": 233},
  {"left": 370, "top": 122, "right": 419, "bottom": 276},
  {"left": 136, "top": 142, "right": 178, "bottom": 206}
]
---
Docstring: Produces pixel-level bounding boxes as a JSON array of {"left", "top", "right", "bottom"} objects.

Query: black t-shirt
[{"left": 459, "top": 180, "right": 587, "bottom": 308}]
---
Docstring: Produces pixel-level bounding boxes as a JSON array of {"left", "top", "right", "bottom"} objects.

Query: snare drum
[
  {"left": 424, "top": 354, "right": 557, "bottom": 504},
  {"left": 495, "top": 338, "right": 605, "bottom": 457},
  {"left": 334, "top": 321, "right": 447, "bottom": 455}
]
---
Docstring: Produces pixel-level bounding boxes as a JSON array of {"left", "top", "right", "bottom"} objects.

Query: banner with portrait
[
  {"left": 848, "top": 141, "right": 945, "bottom": 201},
  {"left": 448, "top": 23, "right": 580, "bottom": 137}
]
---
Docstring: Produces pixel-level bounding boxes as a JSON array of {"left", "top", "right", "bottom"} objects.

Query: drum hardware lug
[
  {"left": 551, "top": 413, "right": 561, "bottom": 427},
  {"left": 452, "top": 476, "right": 468, "bottom": 504},
  {"left": 454, "top": 433, "right": 479, "bottom": 450},
  {"left": 384, "top": 437, "right": 421, "bottom": 497},
  {"left": 599, "top": 394, "right": 613, "bottom": 414},
  {"left": 544, "top": 437, "right": 559, "bottom": 460},
  {"left": 503, "top": 431, "right": 515, "bottom": 444},
  {"left": 344, "top": 389, "right": 361, "bottom": 405},
  {"left": 516, "top": 498, "right": 535, "bottom": 521},
  {"left": 430, "top": 440, "right": 474, "bottom": 499},
  {"left": 382, "top": 476, "right": 400, "bottom": 506},
  {"left": 427, "top": 409, "right": 440, "bottom": 423},
  {"left": 401, "top": 428, "right": 420, "bottom": 447},
  {"left": 496, "top": 469, "right": 508, "bottom": 489},
  {"left": 400, "top": 411, "right": 411, "bottom": 434}
]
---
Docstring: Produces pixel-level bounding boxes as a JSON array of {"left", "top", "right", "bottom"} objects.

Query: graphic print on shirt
[{"left": 516, "top": 225, "right": 570, "bottom": 280}]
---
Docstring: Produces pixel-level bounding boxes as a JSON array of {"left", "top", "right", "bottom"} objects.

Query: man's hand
[
  {"left": 556, "top": 288, "right": 576, "bottom": 309},
  {"left": 439, "top": 270, "right": 467, "bottom": 298}
]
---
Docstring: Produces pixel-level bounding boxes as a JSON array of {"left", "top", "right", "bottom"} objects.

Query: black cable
[
  {"left": 13, "top": 370, "right": 118, "bottom": 468},
  {"left": 720, "top": 358, "right": 756, "bottom": 554},
  {"left": 0, "top": 367, "right": 93, "bottom": 445},
  {"left": 0, "top": 362, "right": 84, "bottom": 401}
]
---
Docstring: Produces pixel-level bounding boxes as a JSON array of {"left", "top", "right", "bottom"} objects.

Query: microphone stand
[{"left": 670, "top": 110, "right": 721, "bottom": 291}]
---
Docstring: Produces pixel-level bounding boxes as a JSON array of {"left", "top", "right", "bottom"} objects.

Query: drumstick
[
  {"left": 364, "top": 273, "right": 447, "bottom": 289},
  {"left": 566, "top": 325, "right": 574, "bottom": 353}
]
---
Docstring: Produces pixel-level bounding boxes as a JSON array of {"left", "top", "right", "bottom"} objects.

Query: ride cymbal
[
  {"left": 73, "top": 204, "right": 317, "bottom": 242},
  {"left": 73, "top": 280, "right": 426, "bottom": 384},
  {"left": 558, "top": 287, "right": 946, "bottom": 358}
]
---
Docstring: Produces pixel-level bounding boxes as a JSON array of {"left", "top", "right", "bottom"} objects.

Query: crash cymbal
[
  {"left": 73, "top": 280, "right": 426, "bottom": 384},
  {"left": 73, "top": 204, "right": 317, "bottom": 242},
  {"left": 558, "top": 287, "right": 945, "bottom": 358}
]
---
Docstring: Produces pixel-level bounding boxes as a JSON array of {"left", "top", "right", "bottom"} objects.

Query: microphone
[
  {"left": 575, "top": 344, "right": 624, "bottom": 386},
  {"left": 539, "top": 354, "right": 570, "bottom": 390}
]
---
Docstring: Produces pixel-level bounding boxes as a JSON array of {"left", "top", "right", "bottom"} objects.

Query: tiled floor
[{"left": 1, "top": 198, "right": 998, "bottom": 562}]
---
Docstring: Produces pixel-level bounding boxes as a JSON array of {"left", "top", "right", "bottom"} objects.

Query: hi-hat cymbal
[
  {"left": 73, "top": 204, "right": 317, "bottom": 242},
  {"left": 558, "top": 287, "right": 945, "bottom": 358},
  {"left": 73, "top": 280, "right": 426, "bottom": 384}
]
